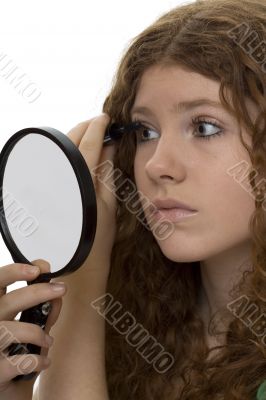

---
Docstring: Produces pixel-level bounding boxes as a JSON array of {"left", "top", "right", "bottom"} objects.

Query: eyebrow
[{"left": 130, "top": 98, "right": 224, "bottom": 116}]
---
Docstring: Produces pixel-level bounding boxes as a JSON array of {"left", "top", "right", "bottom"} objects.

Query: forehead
[
  {"left": 132, "top": 64, "right": 259, "bottom": 123},
  {"left": 134, "top": 64, "right": 220, "bottom": 100},
  {"left": 131, "top": 64, "right": 225, "bottom": 120}
]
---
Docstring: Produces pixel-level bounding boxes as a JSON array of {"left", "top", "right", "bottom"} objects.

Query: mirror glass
[{"left": 2, "top": 133, "right": 83, "bottom": 273}]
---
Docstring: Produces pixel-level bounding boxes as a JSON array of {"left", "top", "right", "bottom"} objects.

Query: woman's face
[{"left": 132, "top": 64, "right": 258, "bottom": 263}]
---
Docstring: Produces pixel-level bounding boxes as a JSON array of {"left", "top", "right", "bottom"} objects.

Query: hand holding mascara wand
[{"left": 103, "top": 121, "right": 143, "bottom": 145}]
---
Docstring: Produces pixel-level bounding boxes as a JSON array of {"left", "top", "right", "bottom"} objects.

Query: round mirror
[
  {"left": 0, "top": 127, "right": 98, "bottom": 281},
  {"left": 3, "top": 133, "right": 84, "bottom": 272},
  {"left": 0, "top": 122, "right": 138, "bottom": 381}
]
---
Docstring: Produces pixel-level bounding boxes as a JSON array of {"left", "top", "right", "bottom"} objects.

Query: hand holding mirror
[{"left": 0, "top": 119, "right": 141, "bottom": 381}]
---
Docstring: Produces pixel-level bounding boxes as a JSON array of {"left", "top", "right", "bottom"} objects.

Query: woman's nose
[{"left": 144, "top": 134, "right": 187, "bottom": 183}]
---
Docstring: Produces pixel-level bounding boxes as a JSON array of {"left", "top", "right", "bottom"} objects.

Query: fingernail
[
  {"left": 44, "top": 357, "right": 51, "bottom": 367},
  {"left": 45, "top": 334, "right": 54, "bottom": 346},
  {"left": 24, "top": 265, "right": 40, "bottom": 275},
  {"left": 50, "top": 282, "right": 66, "bottom": 292}
]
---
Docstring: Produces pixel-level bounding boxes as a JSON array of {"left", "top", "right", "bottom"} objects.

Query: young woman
[{"left": 0, "top": 0, "right": 265, "bottom": 398}]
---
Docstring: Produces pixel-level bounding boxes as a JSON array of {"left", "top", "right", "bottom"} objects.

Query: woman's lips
[{"left": 150, "top": 207, "right": 198, "bottom": 223}]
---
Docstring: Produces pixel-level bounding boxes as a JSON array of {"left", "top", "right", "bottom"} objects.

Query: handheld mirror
[{"left": 0, "top": 122, "right": 139, "bottom": 381}]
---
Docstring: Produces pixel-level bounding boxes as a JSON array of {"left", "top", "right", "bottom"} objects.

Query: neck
[{"left": 198, "top": 240, "right": 253, "bottom": 325}]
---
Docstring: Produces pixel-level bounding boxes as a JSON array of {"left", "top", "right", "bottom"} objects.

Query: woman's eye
[
  {"left": 135, "top": 125, "right": 159, "bottom": 143},
  {"left": 192, "top": 117, "right": 224, "bottom": 141},
  {"left": 131, "top": 118, "right": 224, "bottom": 144}
]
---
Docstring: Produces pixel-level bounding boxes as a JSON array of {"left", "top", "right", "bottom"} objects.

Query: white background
[
  {"left": 0, "top": 0, "right": 194, "bottom": 393},
  {"left": 0, "top": 0, "right": 194, "bottom": 272}
]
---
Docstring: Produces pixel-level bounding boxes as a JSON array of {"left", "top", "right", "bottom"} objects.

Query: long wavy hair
[{"left": 101, "top": 0, "right": 266, "bottom": 398}]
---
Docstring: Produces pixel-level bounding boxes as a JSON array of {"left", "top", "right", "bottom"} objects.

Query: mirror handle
[{"left": 8, "top": 300, "right": 52, "bottom": 381}]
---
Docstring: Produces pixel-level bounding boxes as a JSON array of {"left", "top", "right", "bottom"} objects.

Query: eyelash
[{"left": 131, "top": 117, "right": 224, "bottom": 142}]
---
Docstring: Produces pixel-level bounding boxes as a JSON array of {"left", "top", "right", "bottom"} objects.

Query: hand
[
  {"left": 0, "top": 260, "right": 67, "bottom": 398},
  {"left": 67, "top": 114, "right": 118, "bottom": 271}
]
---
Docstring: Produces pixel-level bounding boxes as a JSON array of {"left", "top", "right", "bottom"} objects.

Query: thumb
[{"left": 31, "top": 259, "right": 51, "bottom": 274}]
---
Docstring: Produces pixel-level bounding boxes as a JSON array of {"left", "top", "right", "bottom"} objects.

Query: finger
[
  {"left": 0, "top": 282, "right": 67, "bottom": 321},
  {"left": 96, "top": 143, "right": 118, "bottom": 206},
  {"left": 78, "top": 113, "right": 111, "bottom": 187},
  {"left": 30, "top": 259, "right": 51, "bottom": 274},
  {"left": 0, "top": 354, "right": 50, "bottom": 385},
  {"left": 0, "top": 264, "right": 41, "bottom": 297},
  {"left": 0, "top": 321, "right": 53, "bottom": 355},
  {"left": 66, "top": 118, "right": 95, "bottom": 147}
]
